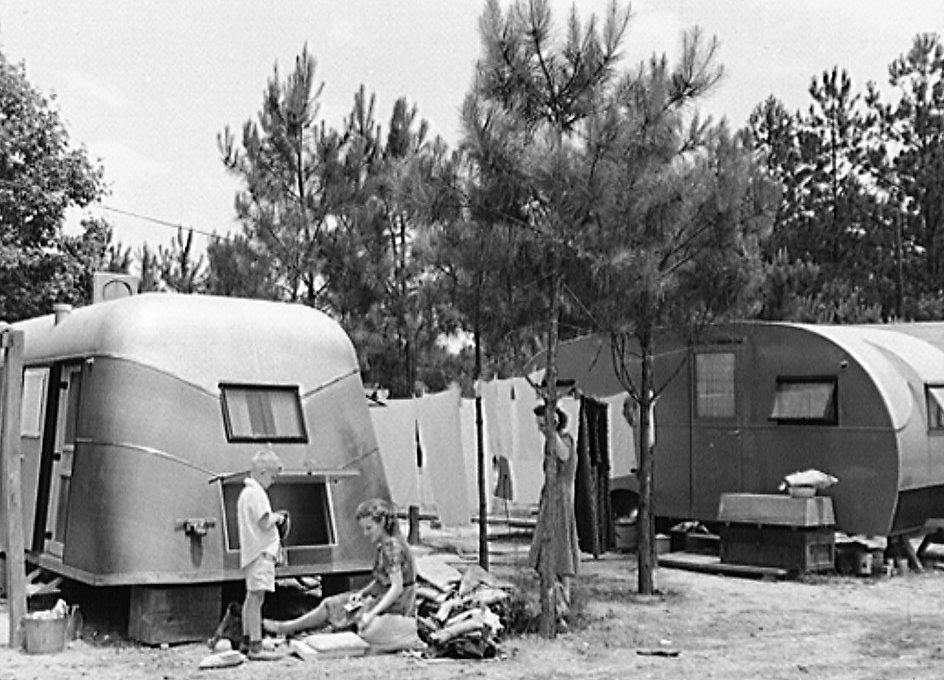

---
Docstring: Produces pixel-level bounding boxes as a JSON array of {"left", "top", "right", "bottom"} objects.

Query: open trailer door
[{"left": 44, "top": 363, "right": 82, "bottom": 558}]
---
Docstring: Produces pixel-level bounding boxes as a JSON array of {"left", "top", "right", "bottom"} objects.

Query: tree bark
[
  {"left": 636, "top": 332, "right": 656, "bottom": 595},
  {"left": 538, "top": 268, "right": 562, "bottom": 638},
  {"left": 474, "top": 290, "right": 489, "bottom": 570}
]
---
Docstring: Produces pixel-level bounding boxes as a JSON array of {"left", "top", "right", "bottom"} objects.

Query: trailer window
[
  {"left": 20, "top": 368, "right": 49, "bottom": 438},
  {"left": 695, "top": 352, "right": 736, "bottom": 419},
  {"left": 927, "top": 386, "right": 944, "bottom": 430},
  {"left": 770, "top": 378, "right": 837, "bottom": 425},
  {"left": 220, "top": 384, "right": 307, "bottom": 443}
]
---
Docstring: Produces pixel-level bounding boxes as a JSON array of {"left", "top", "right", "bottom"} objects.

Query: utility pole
[{"left": 1, "top": 328, "right": 26, "bottom": 647}]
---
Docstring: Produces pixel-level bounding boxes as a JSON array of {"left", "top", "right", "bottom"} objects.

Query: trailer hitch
[{"left": 175, "top": 517, "right": 217, "bottom": 538}]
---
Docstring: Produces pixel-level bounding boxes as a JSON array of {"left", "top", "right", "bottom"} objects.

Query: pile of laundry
[{"left": 413, "top": 554, "right": 520, "bottom": 660}]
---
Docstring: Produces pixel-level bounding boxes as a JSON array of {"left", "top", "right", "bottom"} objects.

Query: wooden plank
[
  {"left": 27, "top": 576, "right": 63, "bottom": 598},
  {"left": 471, "top": 515, "right": 537, "bottom": 529},
  {"left": 917, "top": 530, "right": 944, "bottom": 559},
  {"left": 893, "top": 535, "right": 924, "bottom": 573},
  {"left": 1, "top": 329, "right": 27, "bottom": 647},
  {"left": 395, "top": 510, "right": 438, "bottom": 521},
  {"left": 658, "top": 551, "right": 791, "bottom": 579}
]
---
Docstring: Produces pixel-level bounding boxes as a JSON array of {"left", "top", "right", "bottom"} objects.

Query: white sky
[{"left": 1, "top": 1, "right": 941, "bottom": 251}]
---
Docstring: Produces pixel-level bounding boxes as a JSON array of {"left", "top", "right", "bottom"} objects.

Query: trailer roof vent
[
  {"left": 52, "top": 303, "right": 72, "bottom": 325},
  {"left": 92, "top": 272, "right": 140, "bottom": 304}
]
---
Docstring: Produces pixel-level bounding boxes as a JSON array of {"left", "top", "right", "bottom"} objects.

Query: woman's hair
[
  {"left": 533, "top": 404, "right": 568, "bottom": 431},
  {"left": 355, "top": 498, "right": 399, "bottom": 535}
]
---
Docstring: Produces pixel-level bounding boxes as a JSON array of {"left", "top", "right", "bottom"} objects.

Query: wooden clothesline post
[{"left": 1, "top": 328, "right": 26, "bottom": 647}]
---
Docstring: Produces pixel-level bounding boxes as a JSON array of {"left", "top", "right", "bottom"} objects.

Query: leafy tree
[
  {"left": 58, "top": 217, "right": 133, "bottom": 303},
  {"left": 0, "top": 49, "right": 106, "bottom": 319}
]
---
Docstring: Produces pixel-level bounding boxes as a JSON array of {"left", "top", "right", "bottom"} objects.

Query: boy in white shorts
[{"left": 237, "top": 449, "right": 287, "bottom": 660}]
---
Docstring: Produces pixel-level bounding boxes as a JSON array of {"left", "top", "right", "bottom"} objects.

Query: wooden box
[
  {"left": 128, "top": 584, "right": 221, "bottom": 645},
  {"left": 717, "top": 493, "right": 835, "bottom": 527},
  {"left": 720, "top": 524, "right": 835, "bottom": 573}
]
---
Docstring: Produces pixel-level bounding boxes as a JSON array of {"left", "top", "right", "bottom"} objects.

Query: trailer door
[
  {"left": 45, "top": 364, "right": 82, "bottom": 558},
  {"left": 690, "top": 347, "right": 745, "bottom": 520}
]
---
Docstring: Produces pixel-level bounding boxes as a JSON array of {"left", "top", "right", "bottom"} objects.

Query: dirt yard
[{"left": 4, "top": 526, "right": 944, "bottom": 680}]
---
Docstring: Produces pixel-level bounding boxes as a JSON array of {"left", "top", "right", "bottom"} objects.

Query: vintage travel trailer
[
  {"left": 545, "top": 321, "right": 944, "bottom": 538},
  {"left": 0, "top": 294, "right": 388, "bottom": 601}
]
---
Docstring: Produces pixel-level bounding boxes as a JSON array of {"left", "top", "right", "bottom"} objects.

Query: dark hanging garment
[
  {"left": 493, "top": 455, "right": 513, "bottom": 501},
  {"left": 415, "top": 421, "right": 424, "bottom": 469},
  {"left": 574, "top": 397, "right": 612, "bottom": 557}
]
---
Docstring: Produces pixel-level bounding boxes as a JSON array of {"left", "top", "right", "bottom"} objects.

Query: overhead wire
[
  {"left": 97, "top": 204, "right": 233, "bottom": 243},
  {"left": 0, "top": 176, "right": 236, "bottom": 243}
]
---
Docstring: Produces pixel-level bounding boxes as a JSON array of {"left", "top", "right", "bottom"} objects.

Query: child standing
[{"left": 238, "top": 449, "right": 287, "bottom": 660}]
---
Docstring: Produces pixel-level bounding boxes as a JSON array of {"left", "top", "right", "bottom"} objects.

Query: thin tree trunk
[
  {"left": 474, "top": 288, "right": 489, "bottom": 570},
  {"left": 636, "top": 333, "right": 656, "bottom": 595},
  {"left": 539, "top": 268, "right": 562, "bottom": 638}
]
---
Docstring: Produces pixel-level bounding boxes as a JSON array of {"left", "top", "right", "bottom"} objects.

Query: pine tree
[
  {"left": 219, "top": 45, "right": 333, "bottom": 304},
  {"left": 467, "top": 0, "right": 630, "bottom": 637}
]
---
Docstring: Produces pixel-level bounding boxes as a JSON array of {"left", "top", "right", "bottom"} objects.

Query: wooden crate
[
  {"left": 720, "top": 523, "right": 835, "bottom": 573},
  {"left": 128, "top": 584, "right": 221, "bottom": 645},
  {"left": 717, "top": 494, "right": 835, "bottom": 527}
]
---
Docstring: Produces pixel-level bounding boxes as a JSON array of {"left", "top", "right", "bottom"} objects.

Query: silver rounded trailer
[
  {"left": 547, "top": 321, "right": 944, "bottom": 538},
  {"left": 1, "top": 294, "right": 388, "bottom": 642}
]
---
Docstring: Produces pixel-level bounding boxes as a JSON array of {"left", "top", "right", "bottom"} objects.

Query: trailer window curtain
[
  {"left": 927, "top": 386, "right": 944, "bottom": 430},
  {"left": 694, "top": 352, "right": 736, "bottom": 419},
  {"left": 770, "top": 378, "right": 837, "bottom": 424},
  {"left": 220, "top": 384, "right": 307, "bottom": 443}
]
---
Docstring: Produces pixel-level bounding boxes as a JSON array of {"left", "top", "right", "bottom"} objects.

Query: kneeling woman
[{"left": 263, "top": 498, "right": 416, "bottom": 638}]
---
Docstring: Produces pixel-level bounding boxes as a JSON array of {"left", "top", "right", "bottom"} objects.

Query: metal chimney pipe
[{"left": 53, "top": 303, "right": 72, "bottom": 325}]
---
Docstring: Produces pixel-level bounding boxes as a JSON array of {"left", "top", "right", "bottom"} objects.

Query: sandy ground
[{"left": 4, "top": 527, "right": 944, "bottom": 680}]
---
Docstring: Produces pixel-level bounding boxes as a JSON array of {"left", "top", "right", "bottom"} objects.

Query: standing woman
[
  {"left": 529, "top": 404, "right": 580, "bottom": 620},
  {"left": 264, "top": 498, "right": 417, "bottom": 639}
]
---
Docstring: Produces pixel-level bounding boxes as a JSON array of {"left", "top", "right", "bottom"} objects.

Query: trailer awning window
[
  {"left": 220, "top": 475, "right": 335, "bottom": 550},
  {"left": 220, "top": 384, "right": 307, "bottom": 443},
  {"left": 695, "top": 352, "right": 736, "bottom": 419},
  {"left": 927, "top": 386, "right": 944, "bottom": 430},
  {"left": 770, "top": 378, "right": 837, "bottom": 425}
]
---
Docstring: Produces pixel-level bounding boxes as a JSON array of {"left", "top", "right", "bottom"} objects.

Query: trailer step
[{"left": 657, "top": 551, "right": 790, "bottom": 579}]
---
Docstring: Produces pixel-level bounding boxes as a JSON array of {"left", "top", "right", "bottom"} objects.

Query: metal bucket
[{"left": 22, "top": 615, "right": 67, "bottom": 654}]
